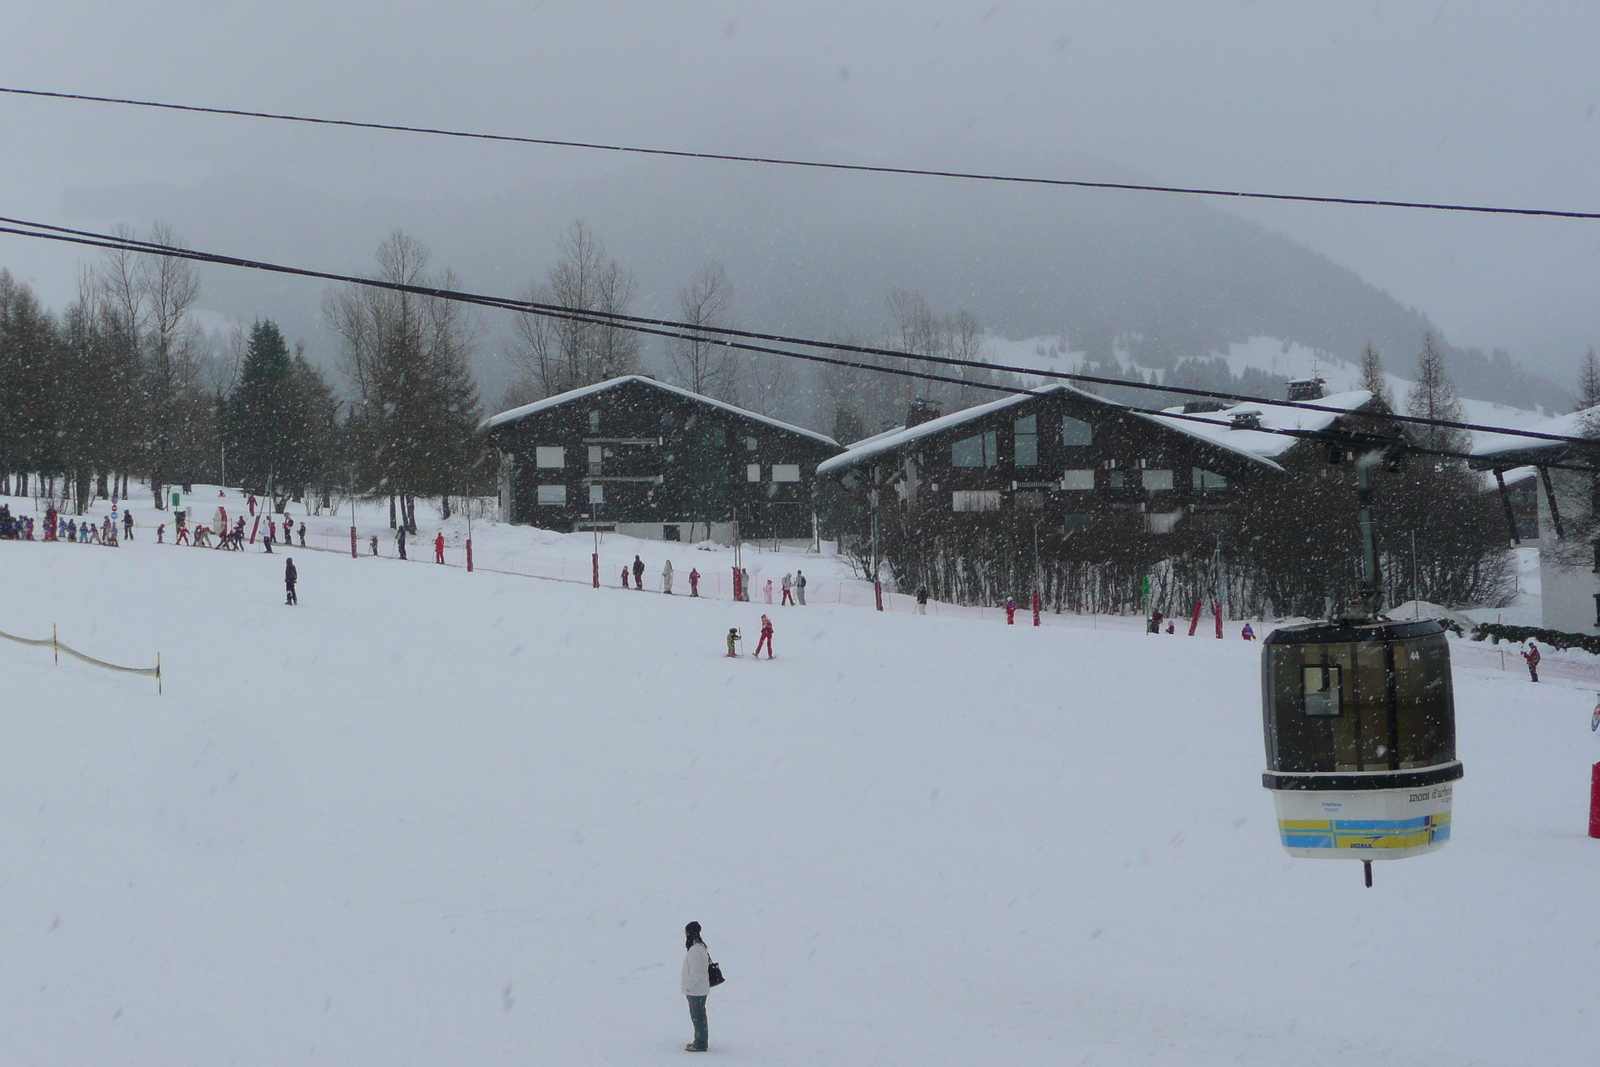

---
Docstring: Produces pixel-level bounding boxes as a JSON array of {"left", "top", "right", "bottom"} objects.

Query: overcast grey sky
[{"left": 2, "top": 1, "right": 1597, "bottom": 377}]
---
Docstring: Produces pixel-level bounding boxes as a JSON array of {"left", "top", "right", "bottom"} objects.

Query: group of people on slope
[
  {"left": 620, "top": 555, "right": 713, "bottom": 597},
  {"left": 731, "top": 566, "right": 807, "bottom": 605},
  {"left": 29, "top": 507, "right": 124, "bottom": 546}
]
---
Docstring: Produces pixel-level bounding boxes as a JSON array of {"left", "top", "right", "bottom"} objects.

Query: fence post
[
  {"left": 1214, "top": 602, "right": 1223, "bottom": 639},
  {"left": 53, "top": 623, "right": 58, "bottom": 665},
  {"left": 874, "top": 580, "right": 883, "bottom": 612},
  {"left": 350, "top": 525, "right": 357, "bottom": 558},
  {"left": 466, "top": 539, "right": 474, "bottom": 573},
  {"left": 1032, "top": 589, "right": 1041, "bottom": 627},
  {"left": 157, "top": 652, "right": 163, "bottom": 696}
]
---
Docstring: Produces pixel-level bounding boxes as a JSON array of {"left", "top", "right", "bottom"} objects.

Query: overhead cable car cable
[
  {"left": 1, "top": 212, "right": 1591, "bottom": 454},
  {"left": 0, "top": 217, "right": 1593, "bottom": 473},
  {"left": 3, "top": 86, "right": 1600, "bottom": 222}
]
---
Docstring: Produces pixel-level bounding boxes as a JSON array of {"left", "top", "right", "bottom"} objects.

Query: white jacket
[{"left": 681, "top": 942, "right": 710, "bottom": 996}]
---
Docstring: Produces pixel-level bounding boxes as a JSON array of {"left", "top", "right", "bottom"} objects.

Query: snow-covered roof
[
  {"left": 816, "top": 383, "right": 1294, "bottom": 476},
  {"left": 1145, "top": 389, "right": 1374, "bottom": 461},
  {"left": 482, "top": 375, "right": 840, "bottom": 448},
  {"left": 1479, "top": 465, "right": 1537, "bottom": 491},
  {"left": 817, "top": 388, "right": 1052, "bottom": 475},
  {"left": 1471, "top": 404, "right": 1600, "bottom": 462}
]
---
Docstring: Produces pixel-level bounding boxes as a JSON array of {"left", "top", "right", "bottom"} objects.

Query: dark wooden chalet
[
  {"left": 482, "top": 376, "right": 841, "bottom": 541},
  {"left": 817, "top": 384, "right": 1287, "bottom": 538}
]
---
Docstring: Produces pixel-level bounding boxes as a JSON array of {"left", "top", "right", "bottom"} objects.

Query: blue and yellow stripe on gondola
[{"left": 1278, "top": 811, "right": 1451, "bottom": 850}]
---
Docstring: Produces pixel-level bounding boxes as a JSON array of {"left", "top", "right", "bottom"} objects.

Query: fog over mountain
[{"left": 58, "top": 140, "right": 1571, "bottom": 424}]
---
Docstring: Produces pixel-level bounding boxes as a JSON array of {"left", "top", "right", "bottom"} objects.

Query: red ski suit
[{"left": 754, "top": 615, "right": 774, "bottom": 658}]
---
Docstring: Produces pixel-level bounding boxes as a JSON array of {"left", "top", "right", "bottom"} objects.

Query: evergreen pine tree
[
  {"left": 1576, "top": 345, "right": 1600, "bottom": 412},
  {"left": 225, "top": 320, "right": 294, "bottom": 493},
  {"left": 1405, "top": 331, "right": 1469, "bottom": 452},
  {"left": 1358, "top": 342, "right": 1394, "bottom": 411}
]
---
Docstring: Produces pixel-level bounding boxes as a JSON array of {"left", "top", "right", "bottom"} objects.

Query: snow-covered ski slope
[{"left": 2, "top": 525, "right": 1598, "bottom": 1065}]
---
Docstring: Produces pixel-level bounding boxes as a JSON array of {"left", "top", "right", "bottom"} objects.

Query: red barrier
[
  {"left": 1188, "top": 600, "right": 1203, "bottom": 636},
  {"left": 1590, "top": 763, "right": 1600, "bottom": 839}
]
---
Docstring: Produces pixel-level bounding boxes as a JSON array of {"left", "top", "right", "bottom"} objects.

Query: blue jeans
[{"left": 686, "top": 995, "right": 708, "bottom": 1050}]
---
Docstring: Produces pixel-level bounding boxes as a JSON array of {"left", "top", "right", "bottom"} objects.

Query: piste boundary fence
[{"left": 0, "top": 623, "right": 162, "bottom": 693}]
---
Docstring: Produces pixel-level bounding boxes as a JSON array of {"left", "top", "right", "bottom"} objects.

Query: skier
[
  {"left": 681, "top": 921, "right": 712, "bottom": 1052},
  {"left": 781, "top": 573, "right": 794, "bottom": 606},
  {"left": 632, "top": 555, "right": 645, "bottom": 590},
  {"left": 621, "top": 565, "right": 631, "bottom": 589},
  {"left": 396, "top": 526, "right": 407, "bottom": 560},
  {"left": 435, "top": 531, "right": 446, "bottom": 564},
  {"left": 268, "top": 517, "right": 277, "bottom": 545},
  {"left": 1166, "top": 620, "right": 1176, "bottom": 634},
  {"left": 297, "top": 522, "right": 306, "bottom": 547},
  {"left": 796, "top": 569, "right": 807, "bottom": 606},
  {"left": 741, "top": 567, "right": 751, "bottom": 602},
  {"left": 285, "top": 557, "right": 298, "bottom": 605},
  {"left": 247, "top": 493, "right": 257, "bottom": 516},
  {"left": 175, "top": 518, "right": 190, "bottom": 546},
  {"left": 725, "top": 628, "right": 740, "bottom": 658},
  {"left": 156, "top": 522, "right": 165, "bottom": 543},
  {"left": 763, "top": 578, "right": 773, "bottom": 604},
  {"left": 1005, "top": 596, "right": 1016, "bottom": 625},
  {"left": 263, "top": 526, "right": 273, "bottom": 553},
  {"left": 44, "top": 506, "right": 57, "bottom": 541},
  {"left": 1149, "top": 609, "right": 1163, "bottom": 634},
  {"left": 662, "top": 560, "right": 674, "bottom": 594},
  {"left": 1522, "top": 640, "right": 1541, "bottom": 682},
  {"left": 754, "top": 613, "right": 775, "bottom": 659},
  {"left": 1241, "top": 623, "right": 1256, "bottom": 641},
  {"left": 916, "top": 587, "right": 929, "bottom": 615},
  {"left": 689, "top": 567, "right": 700, "bottom": 597},
  {"left": 122, "top": 510, "right": 134, "bottom": 540},
  {"left": 370, "top": 534, "right": 379, "bottom": 556}
]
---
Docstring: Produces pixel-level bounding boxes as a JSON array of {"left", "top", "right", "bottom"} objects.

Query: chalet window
[
  {"left": 589, "top": 484, "right": 604, "bottom": 505},
  {"left": 772, "top": 464, "right": 801, "bottom": 483},
  {"left": 536, "top": 446, "right": 565, "bottom": 469},
  {"left": 745, "top": 437, "right": 759, "bottom": 451},
  {"left": 588, "top": 410, "right": 600, "bottom": 432},
  {"left": 1062, "top": 416, "right": 1092, "bottom": 446},
  {"left": 1192, "top": 468, "right": 1228, "bottom": 490},
  {"left": 1146, "top": 511, "right": 1182, "bottom": 534},
  {"left": 588, "top": 445, "right": 603, "bottom": 476},
  {"left": 1014, "top": 415, "right": 1038, "bottom": 466},
  {"left": 1142, "top": 469, "right": 1174, "bottom": 491},
  {"left": 661, "top": 410, "right": 676, "bottom": 427},
  {"left": 1016, "top": 490, "right": 1045, "bottom": 509},
  {"left": 1061, "top": 469, "right": 1095, "bottom": 490},
  {"left": 1107, "top": 471, "right": 1126, "bottom": 488},
  {"left": 537, "top": 484, "right": 567, "bottom": 506},
  {"left": 713, "top": 426, "right": 727, "bottom": 446},
  {"left": 952, "top": 490, "right": 1001, "bottom": 512},
  {"left": 952, "top": 431, "right": 998, "bottom": 467},
  {"left": 747, "top": 464, "right": 761, "bottom": 482}
]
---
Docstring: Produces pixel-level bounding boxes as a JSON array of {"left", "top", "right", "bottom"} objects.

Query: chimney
[
  {"left": 1229, "top": 410, "right": 1263, "bottom": 431},
  {"left": 906, "top": 398, "right": 943, "bottom": 429},
  {"left": 1287, "top": 377, "right": 1326, "bottom": 402}
]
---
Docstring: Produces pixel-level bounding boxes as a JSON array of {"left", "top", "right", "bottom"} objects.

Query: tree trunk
[{"left": 389, "top": 494, "right": 397, "bottom": 529}]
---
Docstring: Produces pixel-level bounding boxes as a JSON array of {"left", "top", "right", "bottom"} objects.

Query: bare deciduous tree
[
  {"left": 667, "top": 262, "right": 737, "bottom": 399},
  {"left": 509, "top": 222, "right": 641, "bottom": 399}
]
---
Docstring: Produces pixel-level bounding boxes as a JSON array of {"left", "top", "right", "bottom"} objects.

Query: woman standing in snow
[{"left": 681, "top": 922, "right": 711, "bottom": 1052}]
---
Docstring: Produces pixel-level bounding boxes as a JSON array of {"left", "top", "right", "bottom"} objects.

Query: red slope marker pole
[
  {"left": 1214, "top": 602, "right": 1223, "bottom": 639},
  {"left": 1188, "top": 600, "right": 1202, "bottom": 636},
  {"left": 1032, "top": 589, "right": 1041, "bottom": 627},
  {"left": 1589, "top": 763, "right": 1600, "bottom": 839}
]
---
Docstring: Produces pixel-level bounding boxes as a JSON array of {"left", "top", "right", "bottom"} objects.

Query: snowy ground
[{"left": 4, "top": 491, "right": 1600, "bottom": 1065}]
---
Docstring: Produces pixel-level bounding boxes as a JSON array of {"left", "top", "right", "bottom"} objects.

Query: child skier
[
  {"left": 726, "top": 628, "right": 741, "bottom": 658},
  {"left": 754, "top": 614, "right": 774, "bottom": 659},
  {"left": 435, "top": 531, "right": 445, "bottom": 564},
  {"left": 1522, "top": 640, "right": 1540, "bottom": 682},
  {"left": 689, "top": 567, "right": 700, "bottom": 597},
  {"left": 1005, "top": 597, "right": 1016, "bottom": 625}
]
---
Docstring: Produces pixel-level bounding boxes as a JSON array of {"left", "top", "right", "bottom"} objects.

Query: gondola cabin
[{"left": 1262, "top": 618, "right": 1462, "bottom": 871}]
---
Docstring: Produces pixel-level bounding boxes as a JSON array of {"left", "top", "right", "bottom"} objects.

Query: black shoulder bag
[{"left": 707, "top": 957, "right": 725, "bottom": 987}]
